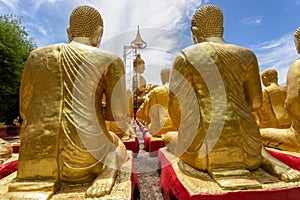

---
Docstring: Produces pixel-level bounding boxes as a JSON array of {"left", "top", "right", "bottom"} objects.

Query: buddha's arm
[
  {"left": 143, "top": 97, "right": 151, "bottom": 125},
  {"left": 168, "top": 55, "right": 188, "bottom": 130},
  {"left": 19, "top": 54, "right": 34, "bottom": 140},
  {"left": 286, "top": 60, "right": 300, "bottom": 121},
  {"left": 252, "top": 111, "right": 261, "bottom": 127},
  {"left": 255, "top": 89, "right": 272, "bottom": 127},
  {"left": 104, "top": 58, "right": 128, "bottom": 121},
  {"left": 244, "top": 55, "right": 262, "bottom": 112}
]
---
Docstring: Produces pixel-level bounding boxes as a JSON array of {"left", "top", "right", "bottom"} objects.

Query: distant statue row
[
  {"left": 4, "top": 3, "right": 300, "bottom": 199},
  {"left": 258, "top": 28, "right": 300, "bottom": 152},
  {"left": 136, "top": 68, "right": 176, "bottom": 138}
]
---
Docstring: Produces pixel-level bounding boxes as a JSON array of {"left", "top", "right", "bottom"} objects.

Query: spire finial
[{"left": 130, "top": 25, "right": 147, "bottom": 49}]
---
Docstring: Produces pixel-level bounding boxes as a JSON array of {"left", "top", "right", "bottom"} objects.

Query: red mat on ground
[
  {"left": 142, "top": 128, "right": 149, "bottom": 138},
  {"left": 123, "top": 137, "right": 140, "bottom": 155},
  {"left": 0, "top": 160, "right": 18, "bottom": 179},
  {"left": 12, "top": 145, "right": 19, "bottom": 153},
  {"left": 144, "top": 133, "right": 165, "bottom": 157},
  {"left": 0, "top": 134, "right": 8, "bottom": 138},
  {"left": 130, "top": 151, "right": 140, "bottom": 200},
  {"left": 267, "top": 149, "right": 300, "bottom": 171},
  {"left": 6, "top": 125, "right": 21, "bottom": 135},
  {"left": 158, "top": 149, "right": 300, "bottom": 200}
]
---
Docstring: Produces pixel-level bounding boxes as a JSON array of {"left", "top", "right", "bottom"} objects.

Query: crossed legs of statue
[
  {"left": 85, "top": 152, "right": 118, "bottom": 198},
  {"left": 164, "top": 131, "right": 300, "bottom": 186},
  {"left": 85, "top": 134, "right": 128, "bottom": 198}
]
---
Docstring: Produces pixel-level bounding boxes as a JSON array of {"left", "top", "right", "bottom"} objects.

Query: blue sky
[{"left": 0, "top": 0, "right": 299, "bottom": 85}]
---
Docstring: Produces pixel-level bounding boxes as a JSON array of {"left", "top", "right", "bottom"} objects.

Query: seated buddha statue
[
  {"left": 143, "top": 68, "right": 176, "bottom": 137},
  {"left": 253, "top": 69, "right": 291, "bottom": 129},
  {"left": 127, "top": 88, "right": 135, "bottom": 120},
  {"left": 7, "top": 5, "right": 128, "bottom": 199},
  {"left": 260, "top": 27, "right": 300, "bottom": 152},
  {"left": 132, "top": 53, "right": 147, "bottom": 106},
  {"left": 136, "top": 84, "right": 158, "bottom": 125},
  {"left": 12, "top": 116, "right": 20, "bottom": 126},
  {"left": 102, "top": 91, "right": 135, "bottom": 141},
  {"left": 136, "top": 97, "right": 150, "bottom": 125},
  {"left": 164, "top": 4, "right": 300, "bottom": 187}
]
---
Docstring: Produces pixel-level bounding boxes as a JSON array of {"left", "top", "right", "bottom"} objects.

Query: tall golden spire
[{"left": 130, "top": 25, "right": 147, "bottom": 49}]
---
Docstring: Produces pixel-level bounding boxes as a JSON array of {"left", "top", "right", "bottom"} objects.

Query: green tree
[{"left": 0, "top": 15, "right": 36, "bottom": 124}]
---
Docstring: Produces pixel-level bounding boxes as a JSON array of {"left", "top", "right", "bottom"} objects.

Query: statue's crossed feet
[
  {"left": 261, "top": 147, "right": 300, "bottom": 183},
  {"left": 280, "top": 168, "right": 300, "bottom": 182},
  {"left": 85, "top": 176, "right": 115, "bottom": 198},
  {"left": 85, "top": 151, "right": 119, "bottom": 198}
]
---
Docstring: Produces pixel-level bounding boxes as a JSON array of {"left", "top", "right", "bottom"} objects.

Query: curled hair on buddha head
[
  {"left": 294, "top": 27, "right": 300, "bottom": 40},
  {"left": 191, "top": 4, "right": 224, "bottom": 37},
  {"left": 69, "top": 5, "right": 103, "bottom": 38},
  {"left": 262, "top": 69, "right": 278, "bottom": 84}
]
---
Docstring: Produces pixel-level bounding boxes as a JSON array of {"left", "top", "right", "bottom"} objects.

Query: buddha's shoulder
[
  {"left": 291, "top": 58, "right": 300, "bottom": 66},
  {"left": 26, "top": 44, "right": 63, "bottom": 63},
  {"left": 182, "top": 42, "right": 255, "bottom": 57},
  {"left": 28, "top": 44, "right": 61, "bottom": 58},
  {"left": 30, "top": 44, "right": 62, "bottom": 55},
  {"left": 289, "top": 58, "right": 300, "bottom": 74}
]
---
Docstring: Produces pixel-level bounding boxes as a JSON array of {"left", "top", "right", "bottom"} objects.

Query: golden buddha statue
[
  {"left": 260, "top": 27, "right": 300, "bottom": 152},
  {"left": 136, "top": 97, "right": 149, "bottom": 125},
  {"left": 253, "top": 69, "right": 291, "bottom": 128},
  {"left": 132, "top": 53, "right": 147, "bottom": 106},
  {"left": 144, "top": 68, "right": 175, "bottom": 137},
  {"left": 6, "top": 5, "right": 128, "bottom": 199},
  {"left": 12, "top": 116, "right": 20, "bottom": 126},
  {"left": 127, "top": 88, "right": 135, "bottom": 119},
  {"left": 164, "top": 4, "right": 300, "bottom": 188},
  {"left": 102, "top": 90, "right": 135, "bottom": 141},
  {"left": 286, "top": 27, "right": 300, "bottom": 132}
]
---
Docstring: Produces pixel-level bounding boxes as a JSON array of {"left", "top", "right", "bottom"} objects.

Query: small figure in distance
[
  {"left": 144, "top": 68, "right": 176, "bottom": 138},
  {"left": 253, "top": 68, "right": 291, "bottom": 129}
]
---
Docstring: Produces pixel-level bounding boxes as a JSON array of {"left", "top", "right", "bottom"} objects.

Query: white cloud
[
  {"left": 80, "top": 0, "right": 206, "bottom": 85},
  {"left": 251, "top": 33, "right": 298, "bottom": 85},
  {"left": 241, "top": 16, "right": 263, "bottom": 26},
  {"left": 48, "top": 0, "right": 57, "bottom": 3},
  {"left": 0, "top": 0, "right": 207, "bottom": 85},
  {"left": 0, "top": 0, "right": 18, "bottom": 11}
]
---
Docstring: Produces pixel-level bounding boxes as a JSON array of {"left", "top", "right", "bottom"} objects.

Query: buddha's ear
[
  {"left": 221, "top": 26, "right": 224, "bottom": 36},
  {"left": 294, "top": 37, "right": 300, "bottom": 54},
  {"left": 66, "top": 26, "right": 73, "bottom": 43},
  {"left": 99, "top": 26, "right": 103, "bottom": 37},
  {"left": 191, "top": 26, "right": 203, "bottom": 44},
  {"left": 91, "top": 26, "right": 103, "bottom": 47}
]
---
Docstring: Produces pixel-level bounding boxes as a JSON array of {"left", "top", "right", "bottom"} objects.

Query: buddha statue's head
[
  {"left": 67, "top": 5, "right": 103, "bottom": 47},
  {"left": 294, "top": 27, "right": 300, "bottom": 54},
  {"left": 261, "top": 69, "right": 278, "bottom": 87},
  {"left": 160, "top": 68, "right": 171, "bottom": 85},
  {"left": 191, "top": 4, "right": 224, "bottom": 44}
]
